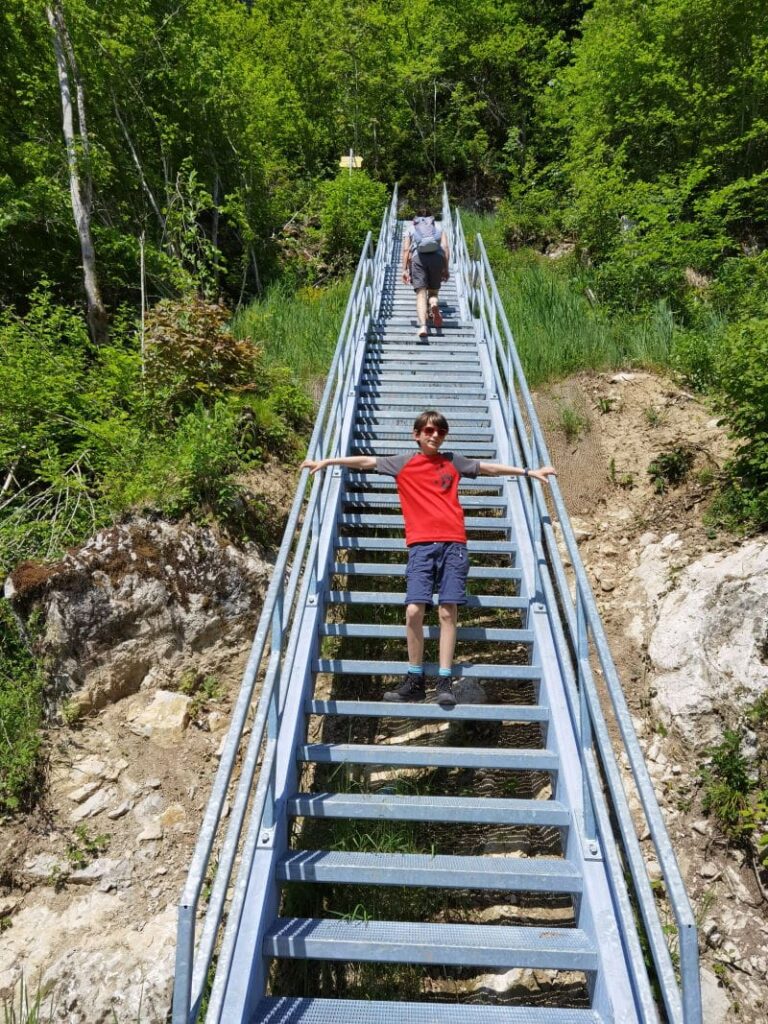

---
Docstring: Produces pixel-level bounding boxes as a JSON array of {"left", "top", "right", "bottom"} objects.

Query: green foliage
[
  {"left": 699, "top": 728, "right": 768, "bottom": 862},
  {"left": 462, "top": 212, "right": 676, "bottom": 385},
  {"left": 233, "top": 279, "right": 350, "bottom": 386},
  {"left": 0, "top": 288, "right": 320, "bottom": 569},
  {"left": 554, "top": 402, "right": 590, "bottom": 443},
  {"left": 647, "top": 447, "right": 695, "bottom": 493},
  {"left": 0, "top": 600, "right": 44, "bottom": 813},
  {"left": 66, "top": 825, "right": 110, "bottom": 870},
  {"left": 710, "top": 317, "right": 768, "bottom": 530},
  {"left": 318, "top": 172, "right": 388, "bottom": 269},
  {"left": 1, "top": 973, "right": 58, "bottom": 1024},
  {"left": 144, "top": 298, "right": 262, "bottom": 418}
]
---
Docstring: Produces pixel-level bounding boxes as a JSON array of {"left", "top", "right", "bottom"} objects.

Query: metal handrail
[
  {"left": 446, "top": 186, "right": 701, "bottom": 1024},
  {"left": 172, "top": 186, "right": 399, "bottom": 1024}
]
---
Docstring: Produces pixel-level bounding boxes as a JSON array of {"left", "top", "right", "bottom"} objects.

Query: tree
[{"left": 46, "top": 2, "right": 107, "bottom": 342}]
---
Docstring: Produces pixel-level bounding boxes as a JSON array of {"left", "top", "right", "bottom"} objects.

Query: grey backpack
[{"left": 411, "top": 216, "right": 442, "bottom": 254}]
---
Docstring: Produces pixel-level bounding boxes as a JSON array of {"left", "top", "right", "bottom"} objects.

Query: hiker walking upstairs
[{"left": 401, "top": 207, "right": 449, "bottom": 341}]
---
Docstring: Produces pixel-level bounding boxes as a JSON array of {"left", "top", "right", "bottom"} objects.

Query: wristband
[{"left": 524, "top": 468, "right": 530, "bottom": 478}]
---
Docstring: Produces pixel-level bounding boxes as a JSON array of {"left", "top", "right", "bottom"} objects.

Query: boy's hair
[
  {"left": 415, "top": 206, "right": 432, "bottom": 219},
  {"left": 413, "top": 409, "right": 449, "bottom": 434}
]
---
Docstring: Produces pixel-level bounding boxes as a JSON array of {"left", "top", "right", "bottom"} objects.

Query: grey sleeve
[
  {"left": 376, "top": 453, "right": 413, "bottom": 477},
  {"left": 450, "top": 453, "right": 480, "bottom": 478}
]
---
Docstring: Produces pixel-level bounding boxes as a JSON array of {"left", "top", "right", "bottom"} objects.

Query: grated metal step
[
  {"left": 337, "top": 513, "right": 509, "bottom": 529},
  {"left": 342, "top": 493, "right": 506, "bottom": 509},
  {"left": 277, "top": 851, "right": 582, "bottom": 892},
  {"left": 334, "top": 538, "right": 514, "bottom": 553},
  {"left": 252, "top": 998, "right": 604, "bottom": 1024},
  {"left": 263, "top": 918, "right": 597, "bottom": 972},
  {"left": 319, "top": 624, "right": 532, "bottom": 643},
  {"left": 326, "top": 590, "right": 527, "bottom": 608},
  {"left": 297, "top": 743, "right": 558, "bottom": 772},
  {"left": 305, "top": 700, "right": 547, "bottom": 723},
  {"left": 313, "top": 660, "right": 539, "bottom": 680},
  {"left": 287, "top": 791, "right": 568, "bottom": 827},
  {"left": 330, "top": 563, "right": 522, "bottom": 579}
]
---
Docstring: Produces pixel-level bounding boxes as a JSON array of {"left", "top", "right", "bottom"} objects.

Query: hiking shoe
[
  {"left": 429, "top": 304, "right": 443, "bottom": 329},
  {"left": 383, "top": 674, "right": 426, "bottom": 703},
  {"left": 433, "top": 677, "right": 457, "bottom": 706}
]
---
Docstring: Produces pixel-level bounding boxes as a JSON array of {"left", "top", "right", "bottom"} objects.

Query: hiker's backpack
[{"left": 411, "top": 216, "right": 442, "bottom": 254}]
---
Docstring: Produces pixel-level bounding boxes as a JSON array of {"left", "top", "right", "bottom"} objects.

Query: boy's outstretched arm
[
  {"left": 477, "top": 462, "right": 557, "bottom": 484},
  {"left": 301, "top": 455, "right": 377, "bottom": 475}
]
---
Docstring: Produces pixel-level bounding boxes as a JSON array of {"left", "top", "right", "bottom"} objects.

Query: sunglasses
[{"left": 421, "top": 426, "right": 447, "bottom": 438}]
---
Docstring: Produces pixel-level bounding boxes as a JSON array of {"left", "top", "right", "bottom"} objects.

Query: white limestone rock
[
  {"left": 129, "top": 690, "right": 191, "bottom": 746},
  {"left": 644, "top": 540, "right": 768, "bottom": 744},
  {"left": 0, "top": 894, "right": 176, "bottom": 1023}
]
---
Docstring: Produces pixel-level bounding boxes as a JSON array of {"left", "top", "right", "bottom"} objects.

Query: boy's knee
[
  {"left": 406, "top": 602, "right": 425, "bottom": 625},
  {"left": 438, "top": 603, "right": 457, "bottom": 624}
]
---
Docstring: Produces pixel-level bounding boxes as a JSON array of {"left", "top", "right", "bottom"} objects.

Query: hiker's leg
[
  {"left": 406, "top": 602, "right": 426, "bottom": 664},
  {"left": 437, "top": 602, "right": 458, "bottom": 671},
  {"left": 415, "top": 287, "right": 428, "bottom": 327}
]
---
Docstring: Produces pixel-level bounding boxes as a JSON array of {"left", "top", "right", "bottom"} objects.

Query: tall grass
[
  {"left": 233, "top": 278, "right": 351, "bottom": 387},
  {"left": 461, "top": 212, "right": 677, "bottom": 385}
]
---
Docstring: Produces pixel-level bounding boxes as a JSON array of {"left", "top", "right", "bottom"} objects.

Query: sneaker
[
  {"left": 433, "top": 677, "right": 457, "bottom": 706},
  {"left": 416, "top": 325, "right": 428, "bottom": 342},
  {"left": 429, "top": 304, "right": 443, "bottom": 329},
  {"left": 383, "top": 674, "right": 426, "bottom": 703}
]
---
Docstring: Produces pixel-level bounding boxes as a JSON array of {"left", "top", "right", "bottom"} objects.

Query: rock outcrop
[
  {"left": 5, "top": 518, "right": 271, "bottom": 716},
  {"left": 626, "top": 536, "right": 768, "bottom": 745}
]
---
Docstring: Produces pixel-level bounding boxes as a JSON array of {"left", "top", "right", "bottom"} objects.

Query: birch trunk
[{"left": 46, "top": 3, "right": 107, "bottom": 343}]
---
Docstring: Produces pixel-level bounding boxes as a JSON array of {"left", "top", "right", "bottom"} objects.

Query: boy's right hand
[{"left": 301, "top": 458, "right": 326, "bottom": 474}]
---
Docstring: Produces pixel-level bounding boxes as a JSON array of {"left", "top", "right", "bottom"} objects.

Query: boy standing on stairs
[
  {"left": 401, "top": 208, "right": 450, "bottom": 340},
  {"left": 302, "top": 410, "right": 557, "bottom": 707}
]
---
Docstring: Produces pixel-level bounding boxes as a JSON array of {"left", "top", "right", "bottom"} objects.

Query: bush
[
  {"left": 711, "top": 316, "right": 768, "bottom": 530},
  {"left": 144, "top": 297, "right": 263, "bottom": 418},
  {"left": 0, "top": 600, "right": 44, "bottom": 812},
  {"left": 498, "top": 183, "right": 561, "bottom": 249},
  {"left": 0, "top": 289, "right": 318, "bottom": 565},
  {"left": 318, "top": 171, "right": 388, "bottom": 268}
]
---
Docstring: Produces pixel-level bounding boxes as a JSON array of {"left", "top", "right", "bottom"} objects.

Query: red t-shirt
[{"left": 376, "top": 451, "right": 480, "bottom": 545}]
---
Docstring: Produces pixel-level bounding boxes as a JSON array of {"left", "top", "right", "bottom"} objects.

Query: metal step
[
  {"left": 287, "top": 791, "right": 567, "bottom": 827},
  {"left": 326, "top": 590, "right": 527, "bottom": 608},
  {"left": 334, "top": 538, "right": 513, "bottom": 554},
  {"left": 263, "top": 918, "right": 597, "bottom": 972},
  {"left": 277, "top": 851, "right": 582, "bottom": 893},
  {"left": 345, "top": 474, "right": 504, "bottom": 490},
  {"left": 337, "top": 514, "right": 507, "bottom": 529},
  {"left": 297, "top": 744, "right": 557, "bottom": 772},
  {"left": 306, "top": 700, "right": 546, "bottom": 723},
  {"left": 252, "top": 998, "right": 604, "bottom": 1024},
  {"left": 319, "top": 624, "right": 533, "bottom": 644},
  {"left": 342, "top": 493, "right": 506, "bottom": 509},
  {"left": 356, "top": 388, "right": 488, "bottom": 400},
  {"left": 355, "top": 410, "right": 491, "bottom": 423},
  {"left": 313, "top": 660, "right": 539, "bottom": 680},
  {"left": 354, "top": 405, "right": 490, "bottom": 418},
  {"left": 330, "top": 564, "right": 521, "bottom": 580}
]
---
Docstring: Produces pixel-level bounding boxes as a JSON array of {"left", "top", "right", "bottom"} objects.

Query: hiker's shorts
[
  {"left": 405, "top": 541, "right": 469, "bottom": 607},
  {"left": 411, "top": 250, "right": 445, "bottom": 291}
]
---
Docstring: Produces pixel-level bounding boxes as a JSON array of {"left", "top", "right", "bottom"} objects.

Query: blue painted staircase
[{"left": 173, "top": 189, "right": 702, "bottom": 1024}]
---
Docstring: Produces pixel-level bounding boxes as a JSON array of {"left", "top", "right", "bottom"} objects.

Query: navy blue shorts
[{"left": 405, "top": 541, "right": 469, "bottom": 607}]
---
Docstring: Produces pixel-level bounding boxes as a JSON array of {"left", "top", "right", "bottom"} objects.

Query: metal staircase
[{"left": 173, "top": 189, "right": 702, "bottom": 1024}]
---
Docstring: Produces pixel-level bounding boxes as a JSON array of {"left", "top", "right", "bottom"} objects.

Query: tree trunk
[{"left": 46, "top": 3, "right": 108, "bottom": 343}]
